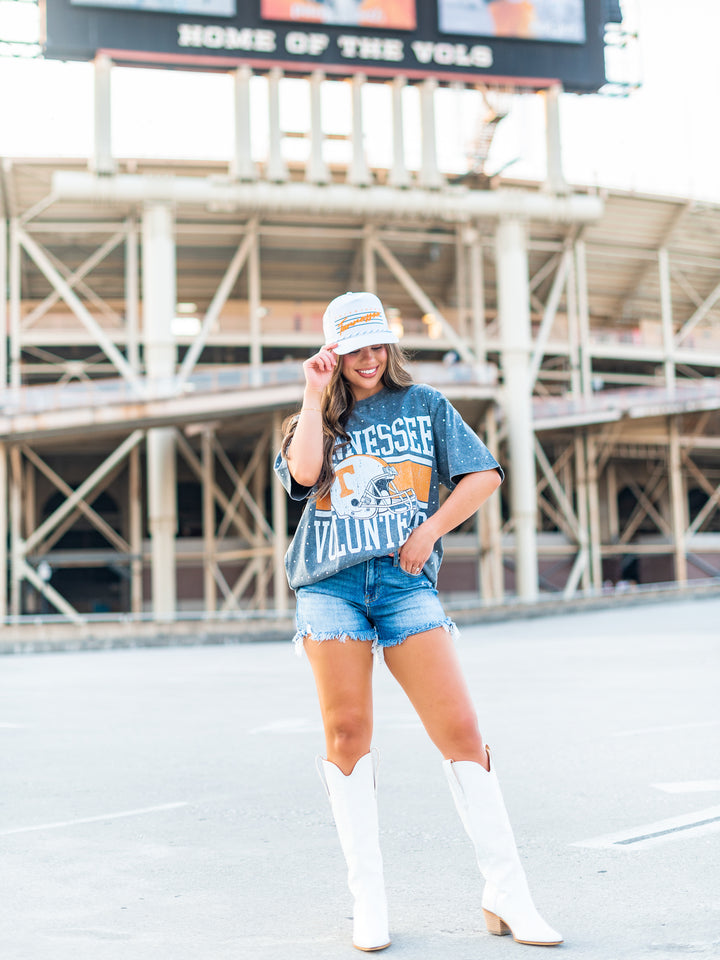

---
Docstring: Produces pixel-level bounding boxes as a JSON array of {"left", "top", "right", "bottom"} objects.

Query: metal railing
[
  {"left": 532, "top": 378, "right": 720, "bottom": 422},
  {"left": 0, "top": 361, "right": 497, "bottom": 418}
]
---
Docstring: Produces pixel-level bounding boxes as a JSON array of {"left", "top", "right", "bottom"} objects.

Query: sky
[{"left": 0, "top": 0, "right": 719, "bottom": 203}]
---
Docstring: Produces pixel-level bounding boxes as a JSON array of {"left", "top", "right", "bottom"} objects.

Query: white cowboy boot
[
  {"left": 444, "top": 749, "right": 563, "bottom": 946},
  {"left": 318, "top": 751, "right": 391, "bottom": 952}
]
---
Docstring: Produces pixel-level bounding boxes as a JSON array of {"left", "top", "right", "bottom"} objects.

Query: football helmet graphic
[{"left": 331, "top": 454, "right": 417, "bottom": 520}]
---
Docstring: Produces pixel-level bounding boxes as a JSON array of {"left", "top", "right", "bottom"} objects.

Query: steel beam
[
  {"left": 675, "top": 275, "right": 720, "bottom": 347},
  {"left": 22, "top": 230, "right": 125, "bottom": 330},
  {"left": 52, "top": 172, "right": 604, "bottom": 224},
  {"left": 18, "top": 228, "right": 140, "bottom": 390},
  {"left": 528, "top": 247, "right": 569, "bottom": 390},
  {"left": 177, "top": 225, "right": 254, "bottom": 386},
  {"left": 24, "top": 431, "right": 144, "bottom": 556},
  {"left": 21, "top": 445, "right": 130, "bottom": 554},
  {"left": 371, "top": 235, "right": 474, "bottom": 364}
]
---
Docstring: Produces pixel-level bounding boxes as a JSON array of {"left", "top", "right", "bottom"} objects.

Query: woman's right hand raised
[{"left": 302, "top": 343, "right": 339, "bottom": 394}]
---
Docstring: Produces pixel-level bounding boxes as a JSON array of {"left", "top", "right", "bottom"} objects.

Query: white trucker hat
[{"left": 322, "top": 292, "right": 399, "bottom": 356}]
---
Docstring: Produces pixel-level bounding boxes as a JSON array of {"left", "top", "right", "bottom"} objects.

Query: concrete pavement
[{"left": 1, "top": 596, "right": 719, "bottom": 960}]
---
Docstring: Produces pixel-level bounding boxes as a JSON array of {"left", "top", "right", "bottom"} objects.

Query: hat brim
[{"left": 330, "top": 330, "right": 399, "bottom": 356}]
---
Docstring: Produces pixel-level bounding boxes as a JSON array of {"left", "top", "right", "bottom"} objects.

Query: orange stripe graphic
[{"left": 393, "top": 460, "right": 432, "bottom": 503}]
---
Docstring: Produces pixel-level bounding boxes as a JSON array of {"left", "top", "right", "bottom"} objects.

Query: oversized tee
[{"left": 274, "top": 383, "right": 503, "bottom": 591}]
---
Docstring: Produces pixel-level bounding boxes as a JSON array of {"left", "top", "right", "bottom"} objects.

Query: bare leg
[
  {"left": 303, "top": 635, "right": 375, "bottom": 774},
  {"left": 383, "top": 627, "right": 489, "bottom": 769}
]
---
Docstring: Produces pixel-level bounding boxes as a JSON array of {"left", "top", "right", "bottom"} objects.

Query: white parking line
[
  {"left": 0, "top": 801, "right": 189, "bottom": 836},
  {"left": 572, "top": 804, "right": 720, "bottom": 850},
  {"left": 612, "top": 720, "right": 720, "bottom": 737},
  {"left": 654, "top": 780, "right": 720, "bottom": 793}
]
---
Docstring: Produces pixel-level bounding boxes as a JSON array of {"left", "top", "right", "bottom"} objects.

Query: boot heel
[{"left": 483, "top": 909, "right": 511, "bottom": 937}]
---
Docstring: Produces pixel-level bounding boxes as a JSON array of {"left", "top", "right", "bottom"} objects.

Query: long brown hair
[{"left": 281, "top": 342, "right": 413, "bottom": 501}]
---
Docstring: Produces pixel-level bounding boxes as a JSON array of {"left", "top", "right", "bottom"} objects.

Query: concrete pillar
[
  {"left": 363, "top": 227, "right": 376, "bottom": 292},
  {"left": 574, "top": 239, "right": 592, "bottom": 399},
  {"left": 125, "top": 217, "right": 140, "bottom": 372},
  {"left": 419, "top": 78, "right": 443, "bottom": 189},
  {"left": 0, "top": 443, "right": 6, "bottom": 622},
  {"left": 253, "top": 447, "right": 269, "bottom": 610},
  {"left": 575, "top": 433, "right": 591, "bottom": 592},
  {"left": 128, "top": 444, "right": 143, "bottom": 615},
  {"left": 606, "top": 463, "right": 619, "bottom": 542},
  {"left": 248, "top": 221, "right": 262, "bottom": 373},
  {"left": 202, "top": 429, "right": 217, "bottom": 613},
  {"left": 92, "top": 54, "right": 115, "bottom": 176},
  {"left": 266, "top": 68, "right": 288, "bottom": 182},
  {"left": 9, "top": 219, "right": 21, "bottom": 390},
  {"left": 455, "top": 225, "right": 468, "bottom": 340},
  {"left": 467, "top": 229, "right": 486, "bottom": 366},
  {"left": 565, "top": 246, "right": 582, "bottom": 398},
  {"left": 668, "top": 417, "right": 687, "bottom": 583},
  {"left": 142, "top": 202, "right": 177, "bottom": 620},
  {"left": 586, "top": 434, "right": 603, "bottom": 589},
  {"left": 348, "top": 74, "right": 371, "bottom": 186},
  {"left": 231, "top": 65, "right": 256, "bottom": 182},
  {"left": 543, "top": 84, "right": 568, "bottom": 195},
  {"left": 307, "top": 71, "right": 329, "bottom": 184},
  {"left": 23, "top": 459, "right": 37, "bottom": 613},
  {"left": 0, "top": 219, "right": 7, "bottom": 389},
  {"left": 9, "top": 446, "right": 22, "bottom": 616},
  {"left": 658, "top": 247, "right": 676, "bottom": 394},
  {"left": 495, "top": 217, "right": 538, "bottom": 600},
  {"left": 272, "top": 412, "right": 289, "bottom": 613},
  {"left": 484, "top": 406, "right": 504, "bottom": 600},
  {"left": 389, "top": 76, "right": 411, "bottom": 188}
]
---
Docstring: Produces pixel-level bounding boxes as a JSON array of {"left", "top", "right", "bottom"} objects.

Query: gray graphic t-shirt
[{"left": 274, "top": 384, "right": 502, "bottom": 590}]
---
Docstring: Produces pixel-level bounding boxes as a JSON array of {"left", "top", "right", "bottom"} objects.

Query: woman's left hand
[{"left": 398, "top": 523, "right": 436, "bottom": 575}]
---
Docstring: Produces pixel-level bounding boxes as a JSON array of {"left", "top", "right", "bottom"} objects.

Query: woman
[{"left": 274, "top": 292, "right": 562, "bottom": 951}]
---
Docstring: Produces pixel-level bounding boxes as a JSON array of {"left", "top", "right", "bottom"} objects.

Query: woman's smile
[{"left": 342, "top": 345, "right": 388, "bottom": 398}]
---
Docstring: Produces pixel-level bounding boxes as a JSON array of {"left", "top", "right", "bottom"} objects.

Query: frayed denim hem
[
  {"left": 292, "top": 618, "right": 459, "bottom": 665},
  {"left": 379, "top": 617, "right": 460, "bottom": 651},
  {"left": 292, "top": 626, "right": 380, "bottom": 661}
]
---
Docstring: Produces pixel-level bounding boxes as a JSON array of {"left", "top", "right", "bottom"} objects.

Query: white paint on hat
[{"left": 323, "top": 291, "right": 399, "bottom": 355}]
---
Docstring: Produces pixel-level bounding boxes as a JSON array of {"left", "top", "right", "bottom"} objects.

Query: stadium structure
[{"left": 1, "top": 25, "right": 720, "bottom": 632}]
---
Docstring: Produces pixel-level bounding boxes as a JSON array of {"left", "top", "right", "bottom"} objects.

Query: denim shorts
[{"left": 293, "top": 556, "right": 458, "bottom": 662}]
